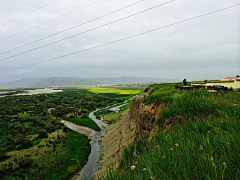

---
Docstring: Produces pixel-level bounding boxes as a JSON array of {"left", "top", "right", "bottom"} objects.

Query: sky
[{"left": 0, "top": 0, "right": 239, "bottom": 82}]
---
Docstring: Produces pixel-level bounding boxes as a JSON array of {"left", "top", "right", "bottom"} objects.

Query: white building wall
[{"left": 192, "top": 79, "right": 240, "bottom": 91}]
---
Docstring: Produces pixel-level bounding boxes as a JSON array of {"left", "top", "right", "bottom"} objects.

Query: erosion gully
[{"left": 61, "top": 97, "right": 135, "bottom": 180}]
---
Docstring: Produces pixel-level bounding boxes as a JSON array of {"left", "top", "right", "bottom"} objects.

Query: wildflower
[
  {"left": 199, "top": 145, "right": 203, "bottom": 150},
  {"left": 207, "top": 131, "right": 211, "bottom": 133},
  {"left": 170, "top": 148, "right": 173, "bottom": 151},
  {"left": 211, "top": 156, "right": 214, "bottom": 161},
  {"left": 135, "top": 162, "right": 138, "bottom": 165},
  {"left": 131, "top": 165, "right": 136, "bottom": 170},
  {"left": 143, "top": 168, "right": 147, "bottom": 171},
  {"left": 162, "top": 156, "right": 166, "bottom": 159},
  {"left": 156, "top": 145, "right": 159, "bottom": 148},
  {"left": 223, "top": 162, "right": 226, "bottom": 167},
  {"left": 133, "top": 152, "right": 136, "bottom": 156},
  {"left": 175, "top": 143, "right": 179, "bottom": 146},
  {"left": 150, "top": 176, "right": 153, "bottom": 179},
  {"left": 217, "top": 128, "right": 219, "bottom": 130},
  {"left": 165, "top": 136, "right": 167, "bottom": 138},
  {"left": 135, "top": 154, "right": 138, "bottom": 157},
  {"left": 234, "top": 111, "right": 236, "bottom": 113}
]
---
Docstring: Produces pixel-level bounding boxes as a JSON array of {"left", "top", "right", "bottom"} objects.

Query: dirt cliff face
[
  {"left": 96, "top": 91, "right": 163, "bottom": 179},
  {"left": 96, "top": 110, "right": 136, "bottom": 179},
  {"left": 130, "top": 93, "right": 162, "bottom": 138}
]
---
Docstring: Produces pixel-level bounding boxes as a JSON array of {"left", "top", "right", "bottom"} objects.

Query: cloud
[{"left": 0, "top": 0, "right": 239, "bottom": 82}]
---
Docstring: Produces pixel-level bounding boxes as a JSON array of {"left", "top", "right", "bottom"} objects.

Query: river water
[
  {"left": 66, "top": 97, "right": 134, "bottom": 180},
  {"left": 1, "top": 88, "right": 133, "bottom": 179}
]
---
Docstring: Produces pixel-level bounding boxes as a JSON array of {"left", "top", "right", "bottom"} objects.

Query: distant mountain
[
  {"left": 0, "top": 78, "right": 41, "bottom": 87},
  {"left": 89, "top": 77, "right": 155, "bottom": 84},
  {"left": 90, "top": 77, "right": 180, "bottom": 84},
  {"left": 0, "top": 77, "right": 181, "bottom": 87},
  {"left": 30, "top": 77, "right": 99, "bottom": 87}
]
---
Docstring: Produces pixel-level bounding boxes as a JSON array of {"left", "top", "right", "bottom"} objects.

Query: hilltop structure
[{"left": 191, "top": 75, "right": 240, "bottom": 91}]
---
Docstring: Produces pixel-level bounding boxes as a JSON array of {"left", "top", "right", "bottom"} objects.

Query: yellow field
[{"left": 88, "top": 87, "right": 140, "bottom": 94}]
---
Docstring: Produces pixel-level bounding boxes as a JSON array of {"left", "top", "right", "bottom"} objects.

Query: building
[{"left": 191, "top": 75, "right": 240, "bottom": 91}]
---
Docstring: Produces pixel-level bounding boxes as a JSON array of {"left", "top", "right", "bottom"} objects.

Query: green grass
[
  {"left": 49, "top": 129, "right": 91, "bottom": 180},
  {"left": 91, "top": 86, "right": 144, "bottom": 120},
  {"left": 101, "top": 84, "right": 240, "bottom": 180},
  {"left": 78, "top": 86, "right": 145, "bottom": 95},
  {"left": 89, "top": 87, "right": 140, "bottom": 94},
  {"left": 0, "top": 129, "right": 91, "bottom": 180},
  {"left": 99, "top": 101, "right": 132, "bottom": 124},
  {"left": 60, "top": 116, "right": 101, "bottom": 131},
  {"left": 0, "top": 88, "right": 130, "bottom": 179},
  {"left": 32, "top": 138, "right": 44, "bottom": 146},
  {"left": 95, "top": 110, "right": 111, "bottom": 117}
]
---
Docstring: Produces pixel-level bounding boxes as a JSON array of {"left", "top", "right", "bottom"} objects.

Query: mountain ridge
[{"left": 0, "top": 77, "right": 181, "bottom": 87}]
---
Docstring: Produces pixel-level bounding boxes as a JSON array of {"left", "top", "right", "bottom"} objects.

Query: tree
[{"left": 38, "top": 130, "right": 48, "bottom": 138}]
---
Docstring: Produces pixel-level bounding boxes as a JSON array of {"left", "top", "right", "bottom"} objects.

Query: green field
[
  {"left": 0, "top": 87, "right": 144, "bottom": 179},
  {"left": 77, "top": 86, "right": 146, "bottom": 95},
  {"left": 101, "top": 83, "right": 240, "bottom": 180},
  {"left": 88, "top": 87, "right": 141, "bottom": 94},
  {"left": 0, "top": 129, "right": 91, "bottom": 180},
  {"left": 60, "top": 115, "right": 101, "bottom": 131}
]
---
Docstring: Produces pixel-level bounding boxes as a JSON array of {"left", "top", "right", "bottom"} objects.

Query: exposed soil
[
  {"left": 61, "top": 120, "right": 95, "bottom": 139},
  {"left": 95, "top": 110, "right": 136, "bottom": 179}
]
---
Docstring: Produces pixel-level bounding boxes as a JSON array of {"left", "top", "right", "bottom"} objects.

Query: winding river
[
  {"left": 62, "top": 98, "right": 134, "bottom": 180},
  {"left": 1, "top": 88, "right": 133, "bottom": 179}
]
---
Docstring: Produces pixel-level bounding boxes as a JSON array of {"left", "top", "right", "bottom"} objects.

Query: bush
[
  {"left": 63, "top": 126, "right": 68, "bottom": 132},
  {"left": 38, "top": 130, "right": 48, "bottom": 138},
  {"left": 0, "top": 154, "right": 10, "bottom": 162},
  {"left": 19, "top": 158, "right": 33, "bottom": 168}
]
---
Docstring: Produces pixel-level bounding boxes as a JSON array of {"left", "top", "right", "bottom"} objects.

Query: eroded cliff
[
  {"left": 130, "top": 92, "right": 163, "bottom": 138},
  {"left": 96, "top": 91, "right": 163, "bottom": 179}
]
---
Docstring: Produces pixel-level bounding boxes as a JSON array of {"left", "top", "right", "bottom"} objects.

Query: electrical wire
[
  {"left": 0, "top": 0, "right": 60, "bottom": 27},
  {"left": 0, "top": 0, "right": 145, "bottom": 55},
  {"left": 0, "top": 0, "right": 103, "bottom": 42},
  {"left": 1, "top": 3, "right": 239, "bottom": 75},
  {"left": 0, "top": 0, "right": 174, "bottom": 61}
]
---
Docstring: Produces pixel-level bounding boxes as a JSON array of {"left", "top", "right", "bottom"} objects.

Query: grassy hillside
[{"left": 102, "top": 83, "right": 240, "bottom": 180}]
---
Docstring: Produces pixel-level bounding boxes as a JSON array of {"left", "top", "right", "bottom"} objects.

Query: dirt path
[{"left": 95, "top": 110, "right": 136, "bottom": 179}]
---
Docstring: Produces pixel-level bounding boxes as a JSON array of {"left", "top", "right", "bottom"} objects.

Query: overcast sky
[{"left": 0, "top": 0, "right": 239, "bottom": 82}]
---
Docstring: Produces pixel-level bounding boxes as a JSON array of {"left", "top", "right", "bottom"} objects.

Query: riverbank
[
  {"left": 63, "top": 99, "right": 135, "bottom": 180},
  {"left": 95, "top": 110, "right": 136, "bottom": 179}
]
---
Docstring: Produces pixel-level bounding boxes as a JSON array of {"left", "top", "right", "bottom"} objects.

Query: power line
[
  {"left": 0, "top": 0, "right": 146, "bottom": 56},
  {"left": 0, "top": 0, "right": 174, "bottom": 61},
  {"left": 0, "top": 0, "right": 103, "bottom": 42},
  {"left": 1, "top": 4, "right": 239, "bottom": 75},
  {"left": 0, "top": 0, "right": 60, "bottom": 27}
]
